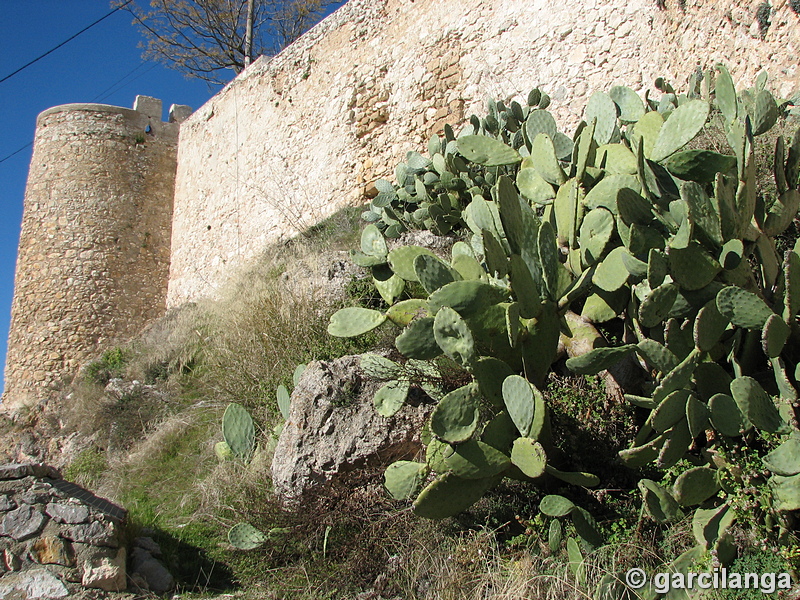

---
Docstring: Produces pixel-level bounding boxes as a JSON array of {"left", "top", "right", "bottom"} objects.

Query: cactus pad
[
  {"left": 579, "top": 207, "right": 615, "bottom": 265},
  {"left": 647, "top": 248, "right": 668, "bottom": 288},
  {"left": 510, "top": 438, "right": 547, "bottom": 478},
  {"left": 214, "top": 441, "right": 233, "bottom": 461},
  {"left": 673, "top": 467, "right": 719, "bottom": 506},
  {"left": 548, "top": 519, "right": 563, "bottom": 553},
  {"left": 414, "top": 254, "right": 461, "bottom": 294},
  {"left": 582, "top": 289, "right": 628, "bottom": 323},
  {"left": 502, "top": 375, "right": 536, "bottom": 438},
  {"left": 693, "top": 299, "right": 729, "bottom": 351},
  {"left": 373, "top": 268, "right": 405, "bottom": 304},
  {"left": 359, "top": 354, "right": 403, "bottom": 380},
  {"left": 396, "top": 317, "right": 441, "bottom": 360},
  {"left": 686, "top": 394, "right": 711, "bottom": 438},
  {"left": 388, "top": 246, "right": 437, "bottom": 281},
  {"left": 665, "top": 150, "right": 737, "bottom": 184},
  {"left": 692, "top": 503, "right": 734, "bottom": 551},
  {"left": 538, "top": 221, "right": 560, "bottom": 300},
  {"left": 385, "top": 299, "right": 431, "bottom": 326},
  {"left": 228, "top": 522, "right": 267, "bottom": 550},
  {"left": 770, "top": 474, "right": 800, "bottom": 512},
  {"left": 650, "top": 99, "right": 710, "bottom": 162},
  {"left": 636, "top": 339, "right": 678, "bottom": 374},
  {"left": 481, "top": 410, "right": 518, "bottom": 454},
  {"left": 384, "top": 461, "right": 429, "bottom": 500},
  {"left": 473, "top": 358, "right": 514, "bottom": 408},
  {"left": 413, "top": 472, "right": 497, "bottom": 519},
  {"left": 584, "top": 174, "right": 641, "bottom": 214},
  {"left": 714, "top": 65, "right": 737, "bottom": 123},
  {"left": 222, "top": 403, "right": 255, "bottom": 462},
  {"left": 752, "top": 89, "right": 779, "bottom": 136},
  {"left": 328, "top": 307, "right": 386, "bottom": 337},
  {"left": 517, "top": 167, "right": 555, "bottom": 205},
  {"left": 639, "top": 479, "right": 683, "bottom": 523},
  {"left": 373, "top": 379, "right": 411, "bottom": 417},
  {"left": 457, "top": 135, "right": 521, "bottom": 167},
  {"left": 509, "top": 255, "right": 542, "bottom": 319},
  {"left": 539, "top": 494, "right": 575, "bottom": 517},
  {"left": 762, "top": 312, "right": 790, "bottom": 358},
  {"left": 429, "top": 383, "right": 480, "bottom": 443},
  {"left": 763, "top": 437, "right": 800, "bottom": 476},
  {"left": 708, "top": 393, "right": 745, "bottom": 436},
  {"left": 361, "top": 224, "right": 388, "bottom": 257},
  {"left": 483, "top": 229, "right": 510, "bottom": 278},
  {"left": 652, "top": 349, "right": 700, "bottom": 404},
  {"left": 592, "top": 246, "right": 630, "bottom": 292},
  {"left": 565, "top": 344, "right": 635, "bottom": 375},
  {"left": 668, "top": 243, "right": 721, "bottom": 290},
  {"left": 730, "top": 376, "right": 785, "bottom": 433},
  {"left": 277, "top": 384, "right": 291, "bottom": 421},
  {"left": 657, "top": 419, "right": 693, "bottom": 468},
  {"left": 609, "top": 86, "right": 645, "bottom": 123},
  {"left": 428, "top": 281, "right": 508, "bottom": 318},
  {"left": 545, "top": 465, "right": 600, "bottom": 488},
  {"left": 445, "top": 440, "right": 511, "bottom": 479},
  {"left": 433, "top": 306, "right": 475, "bottom": 367},
  {"left": 425, "top": 438, "right": 450, "bottom": 472},
  {"left": 531, "top": 133, "right": 567, "bottom": 185},
  {"left": 585, "top": 91, "right": 618, "bottom": 145},
  {"left": 639, "top": 283, "right": 678, "bottom": 328}
]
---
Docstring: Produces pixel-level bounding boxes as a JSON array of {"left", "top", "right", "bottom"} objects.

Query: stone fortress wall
[
  {"left": 3, "top": 0, "right": 799, "bottom": 412},
  {"left": 167, "top": 0, "right": 799, "bottom": 305},
  {"left": 2, "top": 98, "right": 190, "bottom": 411}
]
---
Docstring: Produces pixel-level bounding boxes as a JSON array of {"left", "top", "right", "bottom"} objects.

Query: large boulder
[{"left": 271, "top": 355, "right": 433, "bottom": 504}]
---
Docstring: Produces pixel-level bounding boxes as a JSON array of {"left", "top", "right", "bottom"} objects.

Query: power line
[
  {"left": 0, "top": 143, "right": 33, "bottom": 166},
  {"left": 92, "top": 62, "right": 158, "bottom": 103},
  {"left": 0, "top": 59, "right": 160, "bottom": 165},
  {"left": 0, "top": 0, "right": 135, "bottom": 85}
]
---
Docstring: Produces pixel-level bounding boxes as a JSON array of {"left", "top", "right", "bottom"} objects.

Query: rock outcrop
[{"left": 271, "top": 355, "right": 433, "bottom": 504}]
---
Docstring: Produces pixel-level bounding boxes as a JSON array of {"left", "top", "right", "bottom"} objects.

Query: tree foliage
[{"left": 120, "top": 0, "right": 343, "bottom": 83}]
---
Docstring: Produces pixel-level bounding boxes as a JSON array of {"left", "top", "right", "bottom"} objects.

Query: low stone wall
[{"left": 0, "top": 464, "right": 127, "bottom": 597}]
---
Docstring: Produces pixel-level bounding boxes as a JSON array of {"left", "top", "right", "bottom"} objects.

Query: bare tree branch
[{"left": 116, "top": 0, "right": 342, "bottom": 84}]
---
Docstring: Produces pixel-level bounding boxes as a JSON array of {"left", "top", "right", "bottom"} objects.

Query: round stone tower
[{"left": 2, "top": 96, "right": 192, "bottom": 414}]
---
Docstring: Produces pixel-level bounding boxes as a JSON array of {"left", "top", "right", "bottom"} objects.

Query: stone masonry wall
[
  {"left": 168, "top": 0, "right": 799, "bottom": 305},
  {"left": 0, "top": 463, "right": 127, "bottom": 597},
  {"left": 2, "top": 99, "right": 187, "bottom": 413}
]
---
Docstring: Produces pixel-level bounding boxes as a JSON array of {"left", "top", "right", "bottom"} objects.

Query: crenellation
[{"left": 132, "top": 95, "right": 162, "bottom": 119}]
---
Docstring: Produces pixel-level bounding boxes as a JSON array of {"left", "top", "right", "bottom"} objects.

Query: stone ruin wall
[
  {"left": 2, "top": 98, "right": 189, "bottom": 412},
  {"left": 168, "top": 0, "right": 799, "bottom": 305},
  {"left": 0, "top": 464, "right": 127, "bottom": 597}
]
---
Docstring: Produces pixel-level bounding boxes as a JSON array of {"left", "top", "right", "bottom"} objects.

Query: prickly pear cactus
[
  {"left": 222, "top": 403, "right": 255, "bottom": 462},
  {"left": 327, "top": 68, "right": 800, "bottom": 546}
]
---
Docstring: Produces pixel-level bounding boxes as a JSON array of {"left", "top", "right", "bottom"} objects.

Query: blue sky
[{"left": 0, "top": 1, "right": 344, "bottom": 395}]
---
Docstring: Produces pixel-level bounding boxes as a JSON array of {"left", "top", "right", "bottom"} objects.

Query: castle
[{"left": 3, "top": 0, "right": 798, "bottom": 413}]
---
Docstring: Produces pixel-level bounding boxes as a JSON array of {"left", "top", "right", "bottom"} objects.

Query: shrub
[{"left": 83, "top": 347, "right": 130, "bottom": 384}]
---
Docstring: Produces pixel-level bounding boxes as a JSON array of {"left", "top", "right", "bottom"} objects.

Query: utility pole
[{"left": 244, "top": 0, "right": 254, "bottom": 67}]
